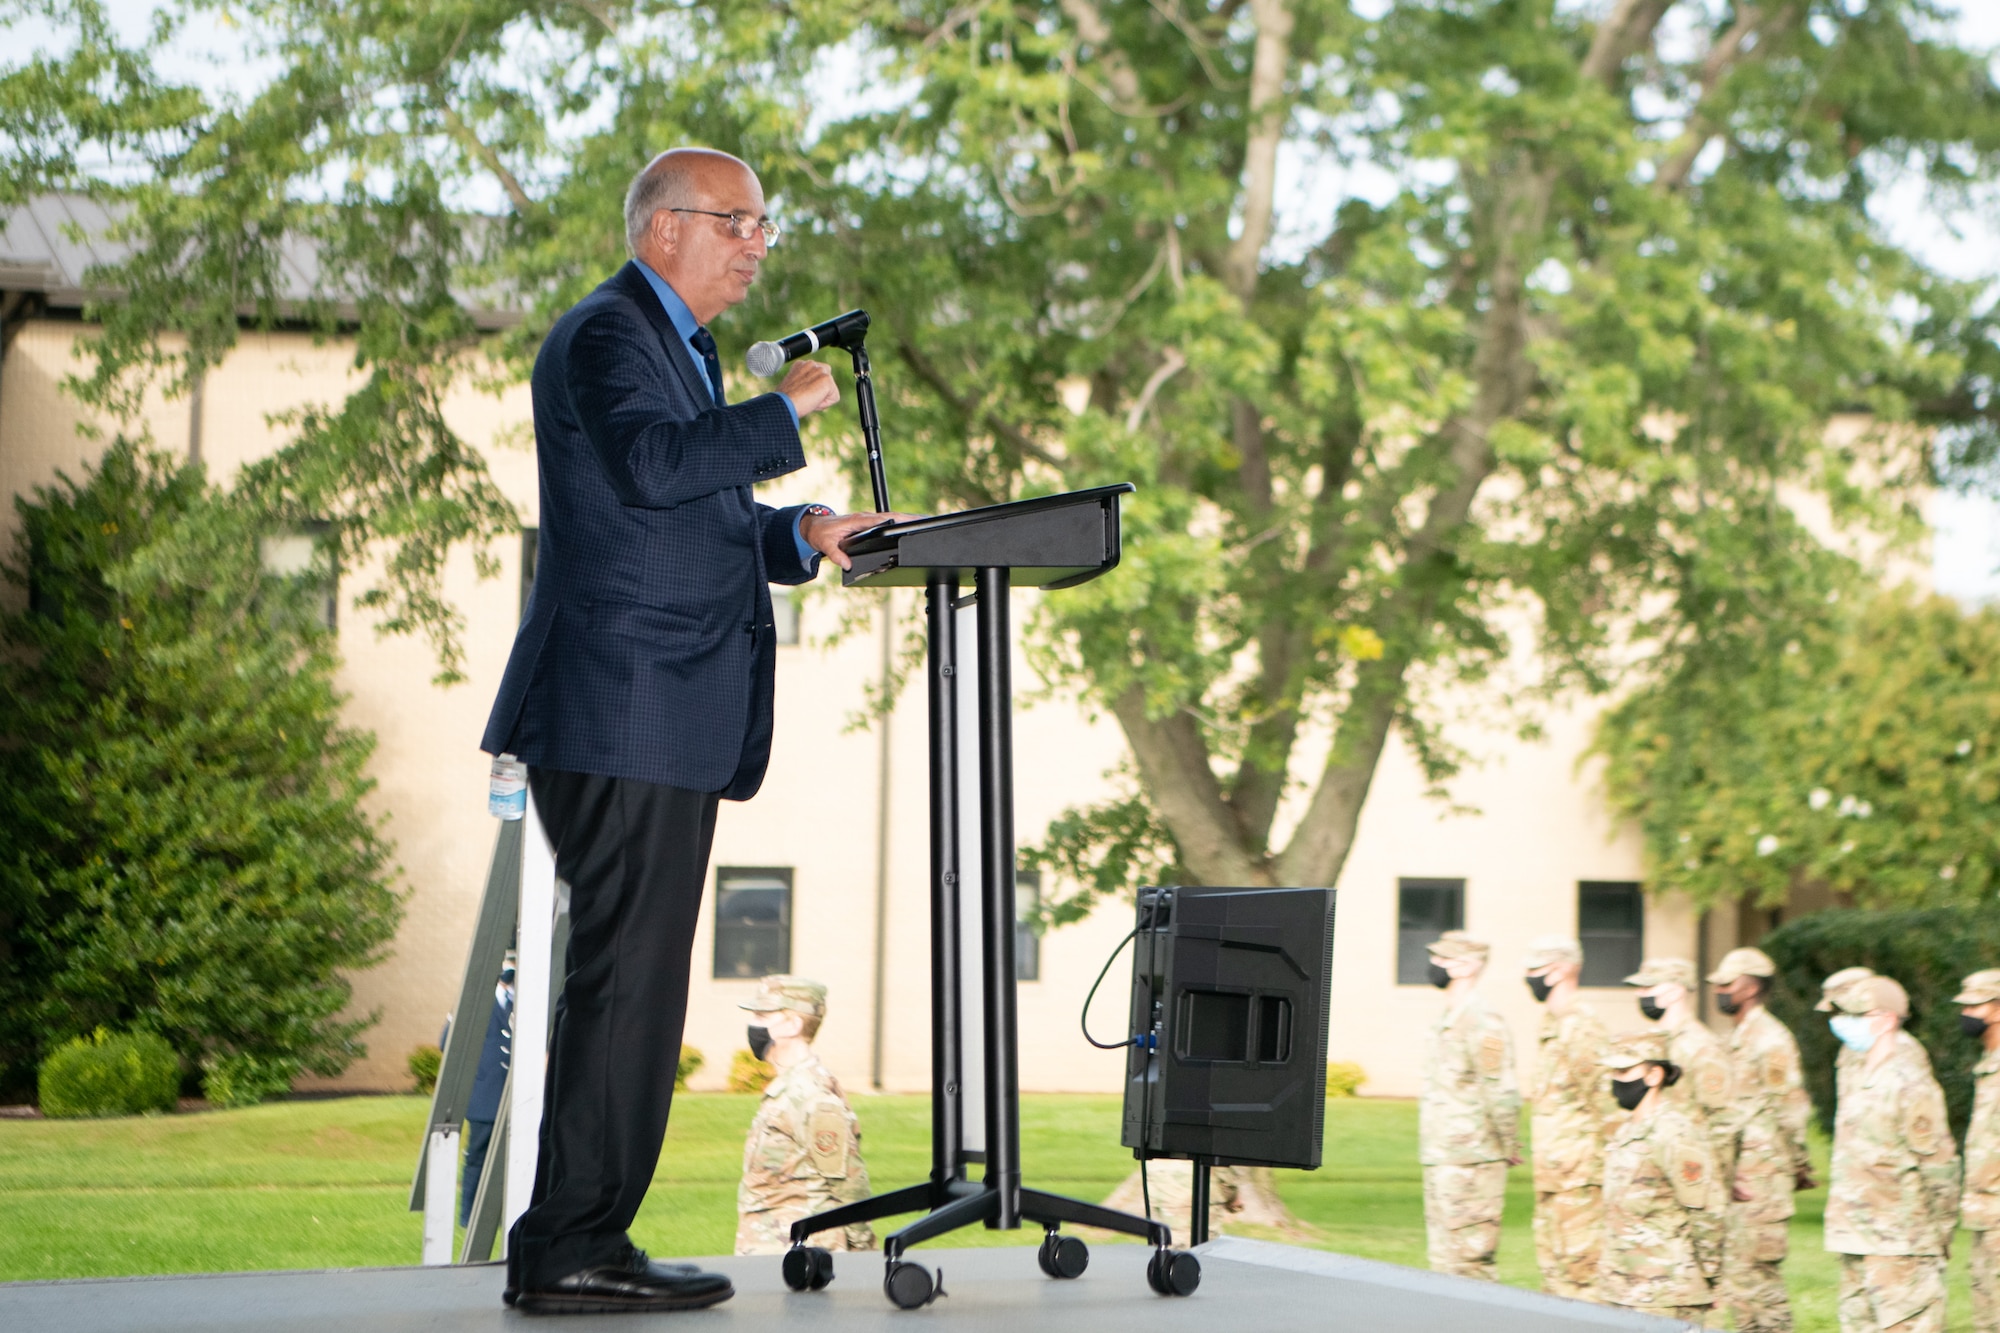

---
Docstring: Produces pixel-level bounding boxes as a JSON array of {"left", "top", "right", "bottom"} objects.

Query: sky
[{"left": 21, "top": 0, "right": 2000, "bottom": 602}]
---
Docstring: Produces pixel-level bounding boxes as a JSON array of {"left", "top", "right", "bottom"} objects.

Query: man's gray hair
[{"left": 623, "top": 153, "right": 698, "bottom": 256}]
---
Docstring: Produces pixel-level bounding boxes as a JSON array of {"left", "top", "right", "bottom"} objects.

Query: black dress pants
[{"left": 510, "top": 767, "right": 719, "bottom": 1286}]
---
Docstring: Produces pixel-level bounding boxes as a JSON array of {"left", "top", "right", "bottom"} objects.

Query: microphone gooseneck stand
[
  {"left": 775, "top": 322, "right": 1197, "bottom": 1309},
  {"left": 849, "top": 340, "right": 890, "bottom": 514}
]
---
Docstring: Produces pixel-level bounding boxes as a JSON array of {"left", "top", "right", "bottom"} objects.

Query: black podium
[{"left": 778, "top": 484, "right": 1201, "bottom": 1308}]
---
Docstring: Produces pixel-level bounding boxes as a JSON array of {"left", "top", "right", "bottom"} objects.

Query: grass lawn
[{"left": 0, "top": 1093, "right": 1980, "bottom": 1329}]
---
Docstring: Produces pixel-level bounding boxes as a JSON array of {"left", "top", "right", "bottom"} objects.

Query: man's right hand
[{"left": 778, "top": 360, "right": 840, "bottom": 417}]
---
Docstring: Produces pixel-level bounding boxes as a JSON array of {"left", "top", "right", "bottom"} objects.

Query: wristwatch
[{"left": 803, "top": 503, "right": 835, "bottom": 519}]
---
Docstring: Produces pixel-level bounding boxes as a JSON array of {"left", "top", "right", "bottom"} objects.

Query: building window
[
  {"left": 1015, "top": 870, "right": 1042, "bottom": 982},
  {"left": 714, "top": 867, "right": 792, "bottom": 979},
  {"left": 520, "top": 527, "right": 538, "bottom": 620},
  {"left": 1579, "top": 881, "right": 1644, "bottom": 987},
  {"left": 1396, "top": 878, "right": 1465, "bottom": 985},
  {"left": 773, "top": 590, "right": 800, "bottom": 646},
  {"left": 259, "top": 523, "right": 337, "bottom": 630}
]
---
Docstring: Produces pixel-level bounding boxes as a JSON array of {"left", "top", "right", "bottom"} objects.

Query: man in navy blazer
[{"left": 481, "top": 147, "right": 897, "bottom": 1314}]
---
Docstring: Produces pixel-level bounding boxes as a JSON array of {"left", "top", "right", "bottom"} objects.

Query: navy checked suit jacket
[{"left": 480, "top": 261, "right": 815, "bottom": 800}]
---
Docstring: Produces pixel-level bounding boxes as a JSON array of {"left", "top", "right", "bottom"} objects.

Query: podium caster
[
  {"left": 1037, "top": 1233, "right": 1088, "bottom": 1279},
  {"left": 885, "top": 1259, "right": 942, "bottom": 1309},
  {"left": 783, "top": 1245, "right": 835, "bottom": 1292},
  {"left": 1146, "top": 1248, "right": 1200, "bottom": 1297}
]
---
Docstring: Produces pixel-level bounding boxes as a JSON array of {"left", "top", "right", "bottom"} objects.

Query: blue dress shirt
[{"left": 636, "top": 261, "right": 817, "bottom": 566}]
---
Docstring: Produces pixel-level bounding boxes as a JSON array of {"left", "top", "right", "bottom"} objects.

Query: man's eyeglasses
[{"left": 671, "top": 208, "right": 781, "bottom": 245}]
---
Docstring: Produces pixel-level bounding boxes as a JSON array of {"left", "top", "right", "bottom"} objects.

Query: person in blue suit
[
  {"left": 459, "top": 964, "right": 513, "bottom": 1227},
  {"left": 481, "top": 146, "right": 899, "bottom": 1315}
]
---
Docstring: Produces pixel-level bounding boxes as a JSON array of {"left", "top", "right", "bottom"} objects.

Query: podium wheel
[
  {"left": 1146, "top": 1248, "right": 1200, "bottom": 1297},
  {"left": 784, "top": 1246, "right": 834, "bottom": 1292},
  {"left": 1039, "top": 1234, "right": 1087, "bottom": 1279},
  {"left": 884, "top": 1260, "right": 939, "bottom": 1309}
]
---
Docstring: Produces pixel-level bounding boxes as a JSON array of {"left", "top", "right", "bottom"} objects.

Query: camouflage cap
[
  {"left": 739, "top": 975, "right": 828, "bottom": 1019},
  {"left": 1956, "top": 970, "right": 2000, "bottom": 1006},
  {"left": 1523, "top": 936, "right": 1583, "bottom": 970},
  {"left": 1706, "top": 947, "right": 1777, "bottom": 985},
  {"left": 1814, "top": 965, "right": 1876, "bottom": 1012},
  {"left": 1623, "top": 957, "right": 1697, "bottom": 990},
  {"left": 1426, "top": 930, "right": 1490, "bottom": 964},
  {"left": 1832, "top": 974, "right": 1908, "bottom": 1018},
  {"left": 1601, "top": 1029, "right": 1674, "bottom": 1070}
]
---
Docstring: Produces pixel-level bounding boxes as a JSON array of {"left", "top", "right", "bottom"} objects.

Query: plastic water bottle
[{"left": 489, "top": 753, "right": 527, "bottom": 820}]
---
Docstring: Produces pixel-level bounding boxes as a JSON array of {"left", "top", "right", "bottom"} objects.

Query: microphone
[{"left": 745, "top": 309, "right": 871, "bottom": 377}]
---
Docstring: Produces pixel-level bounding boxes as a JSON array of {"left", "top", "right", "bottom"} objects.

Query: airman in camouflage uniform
[
  {"left": 1628, "top": 958, "right": 1738, "bottom": 1185},
  {"left": 1523, "top": 935, "right": 1613, "bottom": 1300},
  {"left": 1596, "top": 1029, "right": 1724, "bottom": 1325},
  {"left": 1709, "top": 947, "right": 1814, "bottom": 1333},
  {"left": 733, "top": 977, "right": 875, "bottom": 1255},
  {"left": 1825, "top": 975, "right": 1959, "bottom": 1333},
  {"left": 1954, "top": 970, "right": 2000, "bottom": 1333},
  {"left": 1420, "top": 931, "right": 1520, "bottom": 1281}
]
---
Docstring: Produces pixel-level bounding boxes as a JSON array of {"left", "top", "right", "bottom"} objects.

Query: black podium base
[{"left": 786, "top": 1177, "right": 1190, "bottom": 1308}]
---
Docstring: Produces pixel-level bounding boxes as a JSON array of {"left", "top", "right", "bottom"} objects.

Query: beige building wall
[{"left": 1, "top": 315, "right": 1714, "bottom": 1102}]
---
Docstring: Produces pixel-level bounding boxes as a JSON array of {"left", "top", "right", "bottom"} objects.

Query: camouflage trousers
[
  {"left": 1836, "top": 1253, "right": 1945, "bottom": 1333},
  {"left": 734, "top": 1208, "right": 876, "bottom": 1256},
  {"left": 1970, "top": 1229, "right": 2000, "bottom": 1333},
  {"left": 1533, "top": 1185, "right": 1602, "bottom": 1300},
  {"left": 1423, "top": 1162, "right": 1507, "bottom": 1281},
  {"left": 1721, "top": 1211, "right": 1793, "bottom": 1332}
]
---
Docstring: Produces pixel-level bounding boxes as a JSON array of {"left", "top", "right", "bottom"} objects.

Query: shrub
[
  {"left": 1763, "top": 906, "right": 2000, "bottom": 1139},
  {"left": 1325, "top": 1061, "right": 1367, "bottom": 1098},
  {"left": 408, "top": 1044, "right": 442, "bottom": 1095},
  {"left": 727, "top": 1048, "right": 774, "bottom": 1093},
  {"left": 0, "top": 441, "right": 402, "bottom": 1096},
  {"left": 38, "top": 1029, "right": 180, "bottom": 1118},
  {"left": 201, "top": 1052, "right": 302, "bottom": 1109},
  {"left": 676, "top": 1044, "right": 704, "bottom": 1091}
]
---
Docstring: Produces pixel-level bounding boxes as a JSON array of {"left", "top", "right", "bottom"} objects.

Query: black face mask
[
  {"left": 747, "top": 1025, "right": 772, "bottom": 1061},
  {"left": 1639, "top": 996, "right": 1666, "bottom": 1021},
  {"left": 1716, "top": 993, "right": 1742, "bottom": 1016},
  {"left": 1964, "top": 1014, "right": 1991, "bottom": 1039},
  {"left": 1427, "top": 962, "right": 1451, "bottom": 989},
  {"left": 1526, "top": 975, "right": 1553, "bottom": 1003},
  {"left": 1611, "top": 1075, "right": 1650, "bottom": 1111}
]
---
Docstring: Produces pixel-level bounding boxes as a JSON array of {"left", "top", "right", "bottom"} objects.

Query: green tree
[
  {"left": 4, "top": 0, "right": 1997, "bottom": 918},
  {"left": 1596, "top": 591, "right": 2000, "bottom": 909},
  {"left": 0, "top": 441, "right": 402, "bottom": 1099}
]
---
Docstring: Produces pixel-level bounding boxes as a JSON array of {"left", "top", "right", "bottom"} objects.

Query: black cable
[
  {"left": 1079, "top": 928, "right": 1139, "bottom": 1050},
  {"left": 1077, "top": 923, "right": 1159, "bottom": 1236}
]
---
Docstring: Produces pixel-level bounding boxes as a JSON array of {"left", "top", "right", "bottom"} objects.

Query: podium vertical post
[
  {"left": 975, "top": 566, "right": 1021, "bottom": 1226},
  {"left": 925, "top": 572, "right": 964, "bottom": 1188}
]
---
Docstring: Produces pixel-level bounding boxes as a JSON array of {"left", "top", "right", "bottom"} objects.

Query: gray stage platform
[{"left": 0, "top": 1237, "right": 1695, "bottom": 1332}]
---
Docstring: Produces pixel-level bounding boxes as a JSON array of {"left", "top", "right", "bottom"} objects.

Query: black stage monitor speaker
[{"left": 1120, "top": 885, "right": 1336, "bottom": 1171}]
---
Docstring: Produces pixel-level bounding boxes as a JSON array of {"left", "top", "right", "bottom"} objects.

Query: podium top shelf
[{"left": 840, "top": 483, "right": 1135, "bottom": 590}]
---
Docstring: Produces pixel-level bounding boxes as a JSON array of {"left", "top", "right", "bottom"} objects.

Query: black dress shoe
[
  {"left": 516, "top": 1249, "right": 733, "bottom": 1315},
  {"left": 505, "top": 1248, "right": 703, "bottom": 1308},
  {"left": 504, "top": 1248, "right": 708, "bottom": 1296}
]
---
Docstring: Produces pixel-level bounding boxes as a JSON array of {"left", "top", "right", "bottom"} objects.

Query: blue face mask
[{"left": 1830, "top": 1014, "right": 1878, "bottom": 1053}]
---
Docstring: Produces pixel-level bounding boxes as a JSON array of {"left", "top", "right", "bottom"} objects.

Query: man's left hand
[{"left": 802, "top": 510, "right": 923, "bottom": 571}]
